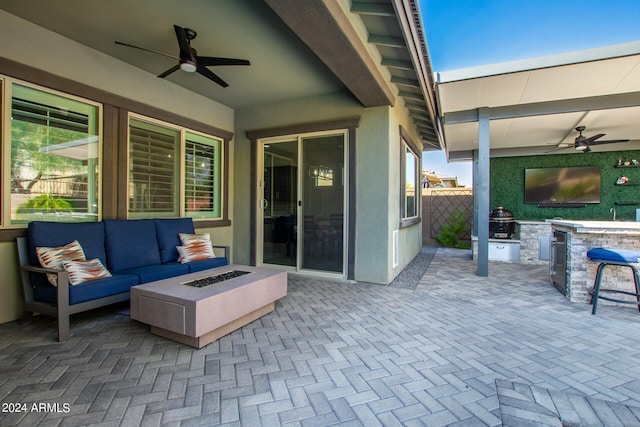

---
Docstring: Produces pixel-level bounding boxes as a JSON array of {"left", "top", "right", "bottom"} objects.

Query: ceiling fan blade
[
  {"left": 196, "top": 64, "right": 228, "bottom": 87},
  {"left": 196, "top": 56, "right": 251, "bottom": 67},
  {"left": 158, "top": 64, "right": 180, "bottom": 78},
  {"left": 173, "top": 25, "right": 193, "bottom": 60},
  {"left": 584, "top": 133, "right": 605, "bottom": 143},
  {"left": 114, "top": 41, "right": 178, "bottom": 60},
  {"left": 588, "top": 139, "right": 630, "bottom": 146}
]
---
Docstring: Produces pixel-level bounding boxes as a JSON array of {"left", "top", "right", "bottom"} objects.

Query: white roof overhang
[{"left": 436, "top": 41, "right": 640, "bottom": 161}]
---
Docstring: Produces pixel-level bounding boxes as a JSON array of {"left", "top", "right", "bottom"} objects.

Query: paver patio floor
[{"left": 2, "top": 248, "right": 640, "bottom": 426}]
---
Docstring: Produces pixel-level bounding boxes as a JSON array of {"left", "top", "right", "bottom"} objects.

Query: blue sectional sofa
[{"left": 17, "top": 218, "right": 229, "bottom": 342}]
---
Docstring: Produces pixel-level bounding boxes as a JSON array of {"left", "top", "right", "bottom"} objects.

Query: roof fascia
[
  {"left": 264, "top": 0, "right": 395, "bottom": 107},
  {"left": 393, "top": 0, "right": 443, "bottom": 149}
]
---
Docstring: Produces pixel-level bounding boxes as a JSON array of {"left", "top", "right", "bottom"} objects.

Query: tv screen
[{"left": 524, "top": 166, "right": 601, "bottom": 204}]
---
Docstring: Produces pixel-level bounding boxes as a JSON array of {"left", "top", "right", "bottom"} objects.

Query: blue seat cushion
[
  {"left": 104, "top": 219, "right": 161, "bottom": 272},
  {"left": 587, "top": 248, "right": 640, "bottom": 263},
  {"left": 186, "top": 257, "right": 229, "bottom": 273},
  {"left": 155, "top": 218, "right": 195, "bottom": 263},
  {"left": 27, "top": 221, "right": 108, "bottom": 288},
  {"left": 117, "top": 262, "right": 189, "bottom": 283},
  {"left": 27, "top": 221, "right": 107, "bottom": 267},
  {"left": 33, "top": 274, "right": 139, "bottom": 305}
]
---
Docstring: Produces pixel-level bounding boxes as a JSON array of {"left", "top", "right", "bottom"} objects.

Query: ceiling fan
[
  {"left": 548, "top": 126, "right": 630, "bottom": 153},
  {"left": 115, "top": 25, "right": 250, "bottom": 88}
]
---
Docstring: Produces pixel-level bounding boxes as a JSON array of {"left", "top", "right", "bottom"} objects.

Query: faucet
[{"left": 610, "top": 208, "right": 616, "bottom": 221}]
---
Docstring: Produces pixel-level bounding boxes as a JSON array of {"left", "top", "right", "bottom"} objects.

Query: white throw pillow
[{"left": 36, "top": 240, "right": 86, "bottom": 286}]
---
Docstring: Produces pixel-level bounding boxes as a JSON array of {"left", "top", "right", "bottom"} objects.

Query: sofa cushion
[
  {"left": 104, "top": 219, "right": 161, "bottom": 272},
  {"left": 33, "top": 273, "right": 139, "bottom": 305},
  {"left": 36, "top": 240, "right": 86, "bottom": 286},
  {"left": 63, "top": 258, "right": 112, "bottom": 285},
  {"left": 186, "top": 257, "right": 229, "bottom": 273},
  {"left": 118, "top": 262, "right": 190, "bottom": 283},
  {"left": 27, "top": 221, "right": 106, "bottom": 267},
  {"left": 155, "top": 218, "right": 195, "bottom": 263}
]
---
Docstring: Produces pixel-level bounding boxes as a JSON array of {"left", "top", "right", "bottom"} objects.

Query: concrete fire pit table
[{"left": 130, "top": 265, "right": 287, "bottom": 348}]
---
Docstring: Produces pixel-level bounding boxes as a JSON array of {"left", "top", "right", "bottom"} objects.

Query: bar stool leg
[
  {"left": 633, "top": 265, "right": 640, "bottom": 313},
  {"left": 591, "top": 263, "right": 607, "bottom": 315}
]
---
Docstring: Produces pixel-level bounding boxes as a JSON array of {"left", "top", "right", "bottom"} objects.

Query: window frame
[
  {"left": 0, "top": 60, "right": 233, "bottom": 241},
  {"left": 399, "top": 126, "right": 421, "bottom": 228},
  {"left": 1, "top": 77, "right": 103, "bottom": 228}
]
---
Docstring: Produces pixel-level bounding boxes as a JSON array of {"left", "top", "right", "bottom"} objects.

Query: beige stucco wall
[
  {"left": 388, "top": 103, "right": 424, "bottom": 282},
  {"left": 0, "top": 11, "right": 235, "bottom": 324}
]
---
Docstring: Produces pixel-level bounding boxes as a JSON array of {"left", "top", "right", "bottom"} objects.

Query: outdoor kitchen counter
[
  {"left": 548, "top": 220, "right": 640, "bottom": 303},
  {"left": 548, "top": 220, "right": 640, "bottom": 234}
]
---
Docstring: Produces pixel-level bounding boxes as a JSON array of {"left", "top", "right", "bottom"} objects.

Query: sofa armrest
[
  {"left": 21, "top": 264, "right": 66, "bottom": 275},
  {"left": 213, "top": 245, "right": 230, "bottom": 260}
]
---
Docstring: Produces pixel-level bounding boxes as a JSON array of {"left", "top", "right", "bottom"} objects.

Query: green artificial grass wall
[{"left": 490, "top": 149, "right": 640, "bottom": 221}]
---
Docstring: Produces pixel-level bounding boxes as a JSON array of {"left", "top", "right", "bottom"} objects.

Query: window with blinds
[
  {"left": 185, "top": 132, "right": 222, "bottom": 218},
  {"left": 128, "top": 117, "right": 223, "bottom": 220},
  {"left": 128, "top": 119, "right": 179, "bottom": 217}
]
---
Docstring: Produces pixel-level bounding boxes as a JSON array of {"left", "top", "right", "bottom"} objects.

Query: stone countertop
[
  {"left": 548, "top": 220, "right": 640, "bottom": 234},
  {"left": 516, "top": 220, "right": 549, "bottom": 225}
]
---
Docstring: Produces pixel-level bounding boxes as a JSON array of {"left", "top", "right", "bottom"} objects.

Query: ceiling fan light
[
  {"left": 575, "top": 141, "right": 587, "bottom": 151},
  {"left": 180, "top": 61, "right": 197, "bottom": 73}
]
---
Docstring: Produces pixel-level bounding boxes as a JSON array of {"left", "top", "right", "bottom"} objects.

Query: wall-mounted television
[{"left": 524, "top": 166, "right": 601, "bottom": 205}]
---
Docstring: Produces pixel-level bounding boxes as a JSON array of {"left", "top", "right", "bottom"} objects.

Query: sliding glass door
[{"left": 258, "top": 131, "right": 346, "bottom": 275}]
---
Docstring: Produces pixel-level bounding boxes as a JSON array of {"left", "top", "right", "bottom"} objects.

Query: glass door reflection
[{"left": 262, "top": 141, "right": 298, "bottom": 267}]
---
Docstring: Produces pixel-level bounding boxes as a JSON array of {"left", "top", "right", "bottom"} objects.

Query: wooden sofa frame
[{"left": 17, "top": 236, "right": 229, "bottom": 342}]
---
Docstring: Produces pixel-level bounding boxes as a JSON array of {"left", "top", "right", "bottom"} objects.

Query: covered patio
[{"left": 2, "top": 249, "right": 640, "bottom": 426}]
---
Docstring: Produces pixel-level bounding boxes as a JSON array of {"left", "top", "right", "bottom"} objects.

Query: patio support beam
[
  {"left": 476, "top": 107, "right": 490, "bottom": 277},
  {"left": 443, "top": 91, "right": 640, "bottom": 125}
]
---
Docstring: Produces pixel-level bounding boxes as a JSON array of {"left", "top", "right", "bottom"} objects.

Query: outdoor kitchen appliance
[{"left": 489, "top": 206, "right": 515, "bottom": 239}]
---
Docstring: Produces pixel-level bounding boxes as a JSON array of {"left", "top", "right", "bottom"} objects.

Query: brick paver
[{"left": 2, "top": 248, "right": 640, "bottom": 426}]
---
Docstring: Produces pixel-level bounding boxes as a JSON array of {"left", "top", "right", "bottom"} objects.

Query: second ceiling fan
[
  {"left": 115, "top": 25, "right": 250, "bottom": 88},
  {"left": 549, "top": 126, "right": 629, "bottom": 153}
]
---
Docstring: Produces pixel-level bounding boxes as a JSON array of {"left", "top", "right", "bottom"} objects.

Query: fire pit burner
[{"left": 182, "top": 270, "right": 250, "bottom": 287}]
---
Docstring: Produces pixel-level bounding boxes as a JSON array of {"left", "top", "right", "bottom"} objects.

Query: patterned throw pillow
[
  {"left": 36, "top": 240, "right": 86, "bottom": 286},
  {"left": 176, "top": 233, "right": 216, "bottom": 263},
  {"left": 62, "top": 258, "right": 112, "bottom": 286},
  {"left": 179, "top": 232, "right": 211, "bottom": 245}
]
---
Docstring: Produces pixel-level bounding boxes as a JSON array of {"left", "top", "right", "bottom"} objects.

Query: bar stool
[{"left": 587, "top": 248, "right": 640, "bottom": 315}]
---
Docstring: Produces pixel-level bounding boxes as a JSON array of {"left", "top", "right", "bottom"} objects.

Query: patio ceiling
[
  {"left": 436, "top": 41, "right": 640, "bottom": 161},
  {"left": 0, "top": 0, "right": 440, "bottom": 150}
]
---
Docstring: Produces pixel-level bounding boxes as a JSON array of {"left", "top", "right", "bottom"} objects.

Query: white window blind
[
  {"left": 128, "top": 119, "right": 179, "bottom": 216},
  {"left": 185, "top": 132, "right": 222, "bottom": 218}
]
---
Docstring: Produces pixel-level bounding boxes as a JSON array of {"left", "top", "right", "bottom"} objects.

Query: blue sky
[{"left": 419, "top": 0, "right": 640, "bottom": 186}]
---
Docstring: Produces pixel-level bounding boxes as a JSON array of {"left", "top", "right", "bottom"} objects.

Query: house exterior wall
[
  {"left": 0, "top": 12, "right": 235, "bottom": 324},
  {"left": 354, "top": 106, "right": 392, "bottom": 283},
  {"left": 235, "top": 99, "right": 424, "bottom": 284},
  {"left": 389, "top": 103, "right": 423, "bottom": 282}
]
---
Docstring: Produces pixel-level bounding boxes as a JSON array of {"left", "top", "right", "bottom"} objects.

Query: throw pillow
[
  {"left": 177, "top": 241, "right": 216, "bottom": 263},
  {"left": 62, "top": 258, "right": 112, "bottom": 286},
  {"left": 36, "top": 240, "right": 86, "bottom": 286},
  {"left": 179, "top": 232, "right": 211, "bottom": 245}
]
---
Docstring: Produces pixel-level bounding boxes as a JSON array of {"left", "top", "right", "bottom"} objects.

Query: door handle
[{"left": 260, "top": 199, "right": 268, "bottom": 209}]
